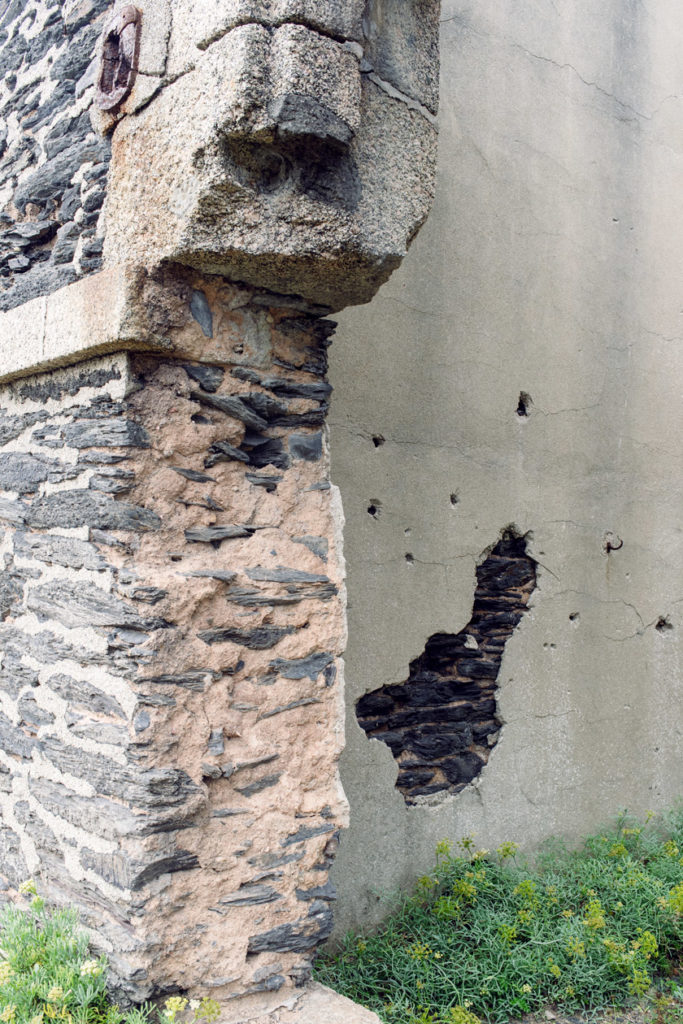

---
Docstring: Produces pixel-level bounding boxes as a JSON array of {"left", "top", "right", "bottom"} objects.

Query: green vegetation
[
  {"left": 315, "top": 809, "right": 683, "bottom": 1024},
  {"left": 0, "top": 881, "right": 219, "bottom": 1024}
]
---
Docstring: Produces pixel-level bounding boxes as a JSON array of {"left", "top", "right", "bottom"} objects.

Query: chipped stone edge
[
  {"left": 0, "top": 267, "right": 168, "bottom": 385},
  {"left": 223, "top": 982, "right": 382, "bottom": 1024}
]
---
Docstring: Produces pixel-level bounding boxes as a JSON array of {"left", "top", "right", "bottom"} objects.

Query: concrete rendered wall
[{"left": 329, "top": 0, "right": 683, "bottom": 934}]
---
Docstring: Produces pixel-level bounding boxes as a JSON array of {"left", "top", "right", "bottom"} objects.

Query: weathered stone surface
[{"left": 103, "top": 19, "right": 438, "bottom": 312}]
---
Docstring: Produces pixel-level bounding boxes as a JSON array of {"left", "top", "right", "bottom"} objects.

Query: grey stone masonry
[
  {"left": 0, "top": 293, "right": 347, "bottom": 1006},
  {"left": 0, "top": 0, "right": 112, "bottom": 311}
]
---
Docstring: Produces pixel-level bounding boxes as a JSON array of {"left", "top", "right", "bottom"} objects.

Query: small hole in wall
[
  {"left": 569, "top": 611, "right": 580, "bottom": 623},
  {"left": 517, "top": 392, "right": 532, "bottom": 417},
  {"left": 367, "top": 500, "right": 381, "bottom": 519},
  {"left": 372, "top": 435, "right": 385, "bottom": 448},
  {"left": 405, "top": 553, "right": 414, "bottom": 565},
  {"left": 656, "top": 616, "right": 673, "bottom": 632},
  {"left": 450, "top": 492, "right": 459, "bottom": 507}
]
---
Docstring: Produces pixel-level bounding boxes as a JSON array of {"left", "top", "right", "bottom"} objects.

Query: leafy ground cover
[
  {"left": 315, "top": 809, "right": 683, "bottom": 1024},
  {"left": 0, "top": 882, "right": 218, "bottom": 1024}
]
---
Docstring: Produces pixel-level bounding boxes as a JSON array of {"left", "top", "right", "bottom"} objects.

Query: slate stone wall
[
  {"left": 0, "top": 299, "right": 347, "bottom": 1004},
  {"left": 0, "top": 0, "right": 111, "bottom": 311},
  {"left": 356, "top": 534, "right": 537, "bottom": 804}
]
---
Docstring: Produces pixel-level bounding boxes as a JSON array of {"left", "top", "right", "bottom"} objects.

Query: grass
[
  {"left": 0, "top": 882, "right": 219, "bottom": 1024},
  {"left": 314, "top": 808, "right": 683, "bottom": 1024}
]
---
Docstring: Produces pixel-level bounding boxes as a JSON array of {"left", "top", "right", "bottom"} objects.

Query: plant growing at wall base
[
  {"left": 0, "top": 883, "right": 219, "bottom": 1024},
  {"left": 315, "top": 808, "right": 683, "bottom": 1024}
]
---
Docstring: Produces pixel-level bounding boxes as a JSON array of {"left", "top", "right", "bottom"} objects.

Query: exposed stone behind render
[
  {"left": 0, "top": 0, "right": 112, "bottom": 312},
  {"left": 0, "top": 298, "right": 348, "bottom": 1005},
  {"left": 356, "top": 535, "right": 537, "bottom": 803}
]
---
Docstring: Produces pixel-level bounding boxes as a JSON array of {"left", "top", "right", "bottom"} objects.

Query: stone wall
[
  {"left": 0, "top": 289, "right": 348, "bottom": 1006},
  {"left": 0, "top": 0, "right": 112, "bottom": 311}
]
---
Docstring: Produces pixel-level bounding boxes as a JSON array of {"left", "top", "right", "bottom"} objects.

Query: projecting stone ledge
[{"left": 223, "top": 983, "right": 381, "bottom": 1024}]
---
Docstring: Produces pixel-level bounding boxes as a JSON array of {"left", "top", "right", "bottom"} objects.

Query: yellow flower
[
  {"left": 19, "top": 879, "right": 37, "bottom": 896},
  {"left": 497, "top": 841, "right": 518, "bottom": 860},
  {"left": 520, "top": 984, "right": 532, "bottom": 994},
  {"left": 164, "top": 997, "right": 188, "bottom": 1022},
  {"left": 1, "top": 1006, "right": 17, "bottom": 1023},
  {"left": 561, "top": 909, "right": 574, "bottom": 918},
  {"left": 80, "top": 960, "right": 102, "bottom": 977},
  {"left": 0, "top": 961, "right": 13, "bottom": 984},
  {"left": 549, "top": 963, "right": 561, "bottom": 978},
  {"left": 47, "top": 987, "right": 64, "bottom": 1003}
]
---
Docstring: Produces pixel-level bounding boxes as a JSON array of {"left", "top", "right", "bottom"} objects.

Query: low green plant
[
  {"left": 315, "top": 807, "right": 683, "bottom": 1024},
  {"left": 0, "top": 883, "right": 220, "bottom": 1024}
]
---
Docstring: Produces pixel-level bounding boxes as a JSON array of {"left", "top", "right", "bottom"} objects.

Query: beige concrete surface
[{"left": 328, "top": 0, "right": 683, "bottom": 936}]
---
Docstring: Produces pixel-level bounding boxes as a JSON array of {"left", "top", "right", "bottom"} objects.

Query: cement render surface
[{"left": 328, "top": 0, "right": 683, "bottom": 936}]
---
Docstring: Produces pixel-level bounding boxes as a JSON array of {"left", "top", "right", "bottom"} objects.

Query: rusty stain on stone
[{"left": 96, "top": 5, "right": 141, "bottom": 112}]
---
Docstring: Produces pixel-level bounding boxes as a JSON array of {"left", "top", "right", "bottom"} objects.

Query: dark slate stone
[
  {"left": 205, "top": 440, "right": 250, "bottom": 468},
  {"left": 0, "top": 710, "right": 38, "bottom": 758},
  {"left": 242, "top": 436, "right": 289, "bottom": 471},
  {"left": 0, "top": 568, "right": 25, "bottom": 619},
  {"left": 441, "top": 753, "right": 487, "bottom": 786},
  {"left": 0, "top": 496, "right": 26, "bottom": 525},
  {"left": 81, "top": 846, "right": 200, "bottom": 891},
  {"left": 189, "top": 290, "right": 213, "bottom": 338},
  {"left": 18, "top": 695, "right": 55, "bottom": 728},
  {"left": 26, "top": 491, "right": 160, "bottom": 531},
  {"left": 235, "top": 773, "right": 282, "bottom": 797},
  {"left": 215, "top": 885, "right": 281, "bottom": 908},
  {"left": 26, "top": 580, "right": 165, "bottom": 631},
  {"left": 199, "top": 625, "right": 296, "bottom": 649},
  {"left": 16, "top": 364, "right": 121, "bottom": 404},
  {"left": 14, "top": 534, "right": 106, "bottom": 574},
  {"left": 0, "top": 825, "right": 28, "bottom": 887},
  {"left": 64, "top": 419, "right": 150, "bottom": 448},
  {"left": 245, "top": 473, "right": 281, "bottom": 492},
  {"left": 29, "top": 776, "right": 143, "bottom": 841},
  {"left": 171, "top": 466, "right": 216, "bottom": 483},
  {"left": 190, "top": 391, "right": 268, "bottom": 432},
  {"left": 289, "top": 432, "right": 323, "bottom": 461},
  {"left": 45, "top": 672, "right": 125, "bottom": 719},
  {"left": 140, "top": 671, "right": 217, "bottom": 694},
  {"left": 128, "top": 586, "right": 167, "bottom": 605},
  {"left": 295, "top": 881, "right": 337, "bottom": 901},
  {"left": 181, "top": 569, "right": 237, "bottom": 584},
  {"left": 14, "top": 799, "right": 60, "bottom": 856},
  {"left": 14, "top": 136, "right": 109, "bottom": 212},
  {"left": 40, "top": 737, "right": 201, "bottom": 809},
  {"left": 88, "top": 468, "right": 135, "bottom": 494},
  {"left": 259, "top": 377, "right": 332, "bottom": 401},
  {"left": 404, "top": 724, "right": 472, "bottom": 761},
  {"left": 185, "top": 524, "right": 253, "bottom": 544},
  {"left": 246, "top": 567, "right": 329, "bottom": 584},
  {"left": 247, "top": 901, "right": 333, "bottom": 954},
  {"left": 293, "top": 535, "right": 328, "bottom": 561},
  {"left": 268, "top": 653, "right": 334, "bottom": 681},
  {"left": 282, "top": 823, "right": 335, "bottom": 847},
  {"left": 0, "top": 410, "right": 47, "bottom": 445}
]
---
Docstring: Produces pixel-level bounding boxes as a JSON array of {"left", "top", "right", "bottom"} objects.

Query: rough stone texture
[
  {"left": 0, "top": 0, "right": 112, "bottom": 311},
  {"left": 356, "top": 533, "right": 537, "bottom": 803},
  {"left": 328, "top": 0, "right": 683, "bottom": 938},
  {"left": 101, "top": 7, "right": 439, "bottom": 312},
  {"left": 0, "top": 297, "right": 348, "bottom": 1006}
]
